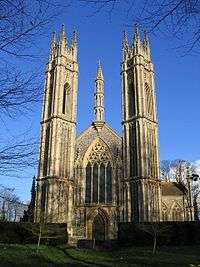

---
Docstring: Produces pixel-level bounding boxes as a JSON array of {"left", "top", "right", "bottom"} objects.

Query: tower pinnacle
[
  {"left": 123, "top": 30, "right": 129, "bottom": 60},
  {"left": 143, "top": 30, "right": 151, "bottom": 58},
  {"left": 96, "top": 60, "right": 104, "bottom": 81},
  {"left": 133, "top": 24, "right": 141, "bottom": 53},
  {"left": 72, "top": 31, "right": 77, "bottom": 46},
  {"left": 94, "top": 61, "right": 105, "bottom": 122},
  {"left": 59, "top": 24, "right": 67, "bottom": 52},
  {"left": 49, "top": 31, "right": 57, "bottom": 61}
]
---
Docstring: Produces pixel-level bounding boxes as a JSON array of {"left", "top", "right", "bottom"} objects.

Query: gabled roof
[
  {"left": 75, "top": 122, "right": 122, "bottom": 163},
  {"left": 76, "top": 122, "right": 121, "bottom": 142},
  {"left": 161, "top": 182, "right": 187, "bottom": 196}
]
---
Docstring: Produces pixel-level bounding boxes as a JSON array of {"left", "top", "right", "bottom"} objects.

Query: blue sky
[{"left": 1, "top": 1, "right": 200, "bottom": 202}]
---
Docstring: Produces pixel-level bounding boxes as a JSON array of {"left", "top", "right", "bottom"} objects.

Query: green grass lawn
[{"left": 0, "top": 244, "right": 200, "bottom": 267}]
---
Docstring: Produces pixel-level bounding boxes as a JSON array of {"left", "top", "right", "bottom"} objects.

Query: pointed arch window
[
  {"left": 145, "top": 83, "right": 153, "bottom": 116},
  {"left": 48, "top": 71, "right": 54, "bottom": 117},
  {"left": 84, "top": 141, "right": 113, "bottom": 205},
  {"left": 84, "top": 161, "right": 112, "bottom": 204},
  {"left": 62, "top": 83, "right": 70, "bottom": 114},
  {"left": 128, "top": 82, "right": 135, "bottom": 117}
]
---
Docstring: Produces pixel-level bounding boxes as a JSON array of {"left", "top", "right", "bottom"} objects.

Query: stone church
[{"left": 34, "top": 25, "right": 194, "bottom": 242}]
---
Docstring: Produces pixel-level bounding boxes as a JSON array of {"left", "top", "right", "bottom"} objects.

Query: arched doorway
[{"left": 92, "top": 214, "right": 105, "bottom": 241}]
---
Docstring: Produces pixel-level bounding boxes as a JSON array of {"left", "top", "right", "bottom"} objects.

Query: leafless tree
[
  {"left": 0, "top": 0, "right": 71, "bottom": 176},
  {"left": 161, "top": 159, "right": 200, "bottom": 220},
  {"left": 137, "top": 222, "right": 171, "bottom": 254},
  {"left": 0, "top": 137, "right": 37, "bottom": 176},
  {"left": 0, "top": 184, "right": 27, "bottom": 221},
  {"left": 80, "top": 0, "right": 200, "bottom": 52}
]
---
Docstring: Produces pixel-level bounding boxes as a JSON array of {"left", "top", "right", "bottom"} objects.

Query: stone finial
[
  {"left": 72, "top": 31, "right": 77, "bottom": 46},
  {"left": 59, "top": 24, "right": 67, "bottom": 47},
  {"left": 49, "top": 31, "right": 57, "bottom": 61},
  {"left": 133, "top": 23, "right": 141, "bottom": 53},
  {"left": 143, "top": 30, "right": 151, "bottom": 58},
  {"left": 96, "top": 60, "right": 104, "bottom": 81}
]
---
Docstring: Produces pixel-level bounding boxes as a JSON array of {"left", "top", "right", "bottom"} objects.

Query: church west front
[{"left": 34, "top": 24, "right": 194, "bottom": 243}]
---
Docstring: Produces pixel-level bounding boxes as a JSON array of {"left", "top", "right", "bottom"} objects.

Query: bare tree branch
[{"left": 80, "top": 0, "right": 200, "bottom": 52}]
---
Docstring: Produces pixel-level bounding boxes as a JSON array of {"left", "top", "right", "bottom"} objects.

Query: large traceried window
[{"left": 85, "top": 140, "right": 113, "bottom": 204}]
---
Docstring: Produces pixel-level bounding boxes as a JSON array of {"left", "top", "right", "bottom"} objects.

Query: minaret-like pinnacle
[
  {"left": 94, "top": 60, "right": 105, "bottom": 123},
  {"left": 143, "top": 30, "right": 151, "bottom": 58},
  {"left": 123, "top": 30, "right": 129, "bottom": 60},
  {"left": 72, "top": 31, "right": 77, "bottom": 46},
  {"left": 96, "top": 60, "right": 104, "bottom": 81},
  {"left": 59, "top": 24, "right": 67, "bottom": 46},
  {"left": 49, "top": 31, "right": 57, "bottom": 62},
  {"left": 123, "top": 30, "right": 129, "bottom": 48},
  {"left": 52, "top": 31, "right": 56, "bottom": 46},
  {"left": 133, "top": 23, "right": 141, "bottom": 53}
]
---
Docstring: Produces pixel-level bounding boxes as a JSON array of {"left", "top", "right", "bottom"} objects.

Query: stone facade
[{"left": 35, "top": 25, "right": 193, "bottom": 243}]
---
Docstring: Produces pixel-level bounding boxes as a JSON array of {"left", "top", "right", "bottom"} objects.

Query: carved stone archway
[{"left": 86, "top": 208, "right": 109, "bottom": 240}]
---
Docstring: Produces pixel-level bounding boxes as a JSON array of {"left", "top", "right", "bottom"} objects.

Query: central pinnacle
[
  {"left": 94, "top": 60, "right": 105, "bottom": 123},
  {"left": 96, "top": 60, "right": 104, "bottom": 81}
]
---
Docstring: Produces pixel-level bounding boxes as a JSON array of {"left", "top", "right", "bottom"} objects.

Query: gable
[{"left": 75, "top": 123, "right": 122, "bottom": 165}]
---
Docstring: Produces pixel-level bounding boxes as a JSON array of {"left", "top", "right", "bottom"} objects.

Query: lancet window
[
  {"left": 85, "top": 141, "right": 113, "bottom": 204},
  {"left": 62, "top": 83, "right": 70, "bottom": 114},
  {"left": 145, "top": 83, "right": 153, "bottom": 117},
  {"left": 128, "top": 82, "right": 135, "bottom": 117}
]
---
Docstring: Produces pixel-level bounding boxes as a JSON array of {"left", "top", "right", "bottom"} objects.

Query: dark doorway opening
[{"left": 92, "top": 214, "right": 105, "bottom": 242}]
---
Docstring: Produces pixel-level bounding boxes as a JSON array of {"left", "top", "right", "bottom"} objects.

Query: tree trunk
[
  {"left": 37, "top": 224, "right": 42, "bottom": 254},
  {"left": 153, "top": 235, "right": 157, "bottom": 254}
]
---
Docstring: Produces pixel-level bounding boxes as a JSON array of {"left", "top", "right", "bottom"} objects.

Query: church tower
[
  {"left": 121, "top": 26, "right": 161, "bottom": 222},
  {"left": 35, "top": 25, "right": 78, "bottom": 229}
]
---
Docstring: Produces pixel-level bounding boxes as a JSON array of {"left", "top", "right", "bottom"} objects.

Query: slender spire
[
  {"left": 59, "top": 24, "right": 67, "bottom": 52},
  {"left": 96, "top": 60, "right": 104, "bottom": 80},
  {"left": 123, "top": 30, "right": 129, "bottom": 48},
  {"left": 49, "top": 31, "right": 57, "bottom": 61},
  {"left": 72, "top": 31, "right": 77, "bottom": 46},
  {"left": 94, "top": 60, "right": 105, "bottom": 122},
  {"left": 60, "top": 24, "right": 66, "bottom": 41},
  {"left": 123, "top": 30, "right": 129, "bottom": 60},
  {"left": 143, "top": 30, "right": 151, "bottom": 58},
  {"left": 133, "top": 23, "right": 141, "bottom": 53},
  {"left": 52, "top": 31, "right": 56, "bottom": 47}
]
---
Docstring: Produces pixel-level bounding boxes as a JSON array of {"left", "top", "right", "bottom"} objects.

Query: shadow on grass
[{"left": 56, "top": 246, "right": 109, "bottom": 267}]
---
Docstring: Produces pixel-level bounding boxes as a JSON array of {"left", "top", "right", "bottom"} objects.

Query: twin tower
[{"left": 35, "top": 24, "right": 161, "bottom": 230}]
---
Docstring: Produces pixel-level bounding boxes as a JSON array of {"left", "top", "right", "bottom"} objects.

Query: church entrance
[{"left": 92, "top": 214, "right": 105, "bottom": 241}]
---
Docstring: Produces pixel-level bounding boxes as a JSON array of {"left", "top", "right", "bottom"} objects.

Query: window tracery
[
  {"left": 171, "top": 203, "right": 182, "bottom": 221},
  {"left": 85, "top": 141, "right": 113, "bottom": 204},
  {"left": 162, "top": 203, "right": 168, "bottom": 221}
]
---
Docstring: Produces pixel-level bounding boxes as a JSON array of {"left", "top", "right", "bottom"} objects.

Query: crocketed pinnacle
[{"left": 96, "top": 60, "right": 104, "bottom": 81}]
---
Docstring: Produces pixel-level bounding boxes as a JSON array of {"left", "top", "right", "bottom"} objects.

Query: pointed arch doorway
[{"left": 92, "top": 214, "right": 105, "bottom": 241}]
